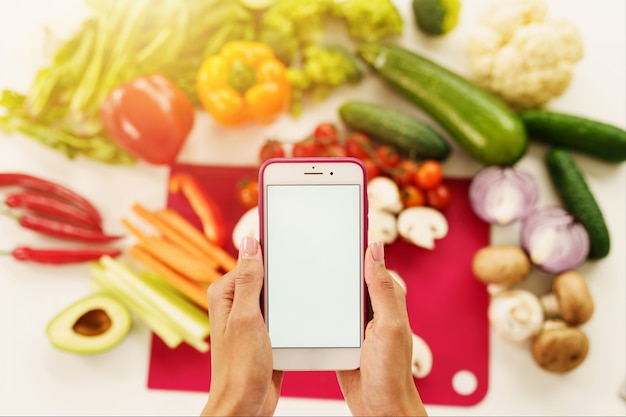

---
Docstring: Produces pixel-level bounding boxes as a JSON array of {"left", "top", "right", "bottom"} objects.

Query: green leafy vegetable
[{"left": 1, "top": 0, "right": 253, "bottom": 163}]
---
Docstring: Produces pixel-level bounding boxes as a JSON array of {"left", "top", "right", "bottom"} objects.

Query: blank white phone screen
[{"left": 266, "top": 184, "right": 362, "bottom": 349}]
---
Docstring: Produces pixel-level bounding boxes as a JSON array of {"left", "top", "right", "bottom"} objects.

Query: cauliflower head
[{"left": 466, "top": 0, "right": 584, "bottom": 109}]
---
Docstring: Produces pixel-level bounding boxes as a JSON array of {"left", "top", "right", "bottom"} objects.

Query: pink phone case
[{"left": 258, "top": 156, "right": 370, "bottom": 328}]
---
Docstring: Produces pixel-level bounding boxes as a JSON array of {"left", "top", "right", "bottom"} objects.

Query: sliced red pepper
[
  {"left": 3, "top": 246, "right": 122, "bottom": 264},
  {"left": 100, "top": 74, "right": 194, "bottom": 165},
  {"left": 169, "top": 172, "right": 227, "bottom": 247},
  {"left": 5, "top": 192, "right": 102, "bottom": 230},
  {"left": 0, "top": 172, "right": 103, "bottom": 227}
]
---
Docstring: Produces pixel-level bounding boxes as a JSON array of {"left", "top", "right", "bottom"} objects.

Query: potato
[{"left": 472, "top": 245, "right": 530, "bottom": 286}]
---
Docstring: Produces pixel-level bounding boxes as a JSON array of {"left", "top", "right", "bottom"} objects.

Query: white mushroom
[
  {"left": 232, "top": 206, "right": 259, "bottom": 250},
  {"left": 396, "top": 207, "right": 449, "bottom": 250},
  {"left": 540, "top": 271, "right": 594, "bottom": 326},
  {"left": 368, "top": 209, "right": 398, "bottom": 245},
  {"left": 488, "top": 289, "right": 544, "bottom": 343},
  {"left": 411, "top": 333, "right": 433, "bottom": 378},
  {"left": 367, "top": 176, "right": 402, "bottom": 214},
  {"left": 387, "top": 269, "right": 407, "bottom": 294}
]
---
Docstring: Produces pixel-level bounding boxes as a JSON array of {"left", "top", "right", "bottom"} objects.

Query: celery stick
[
  {"left": 92, "top": 269, "right": 183, "bottom": 349},
  {"left": 95, "top": 264, "right": 209, "bottom": 352},
  {"left": 93, "top": 263, "right": 185, "bottom": 328},
  {"left": 99, "top": 257, "right": 210, "bottom": 342}
]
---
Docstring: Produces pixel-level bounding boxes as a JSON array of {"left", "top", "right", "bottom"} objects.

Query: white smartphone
[{"left": 259, "top": 157, "right": 368, "bottom": 371}]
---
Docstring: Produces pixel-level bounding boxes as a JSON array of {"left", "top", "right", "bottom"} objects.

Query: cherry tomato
[
  {"left": 415, "top": 160, "right": 444, "bottom": 190},
  {"left": 312, "top": 122, "right": 339, "bottom": 145},
  {"left": 375, "top": 145, "right": 401, "bottom": 169},
  {"left": 390, "top": 159, "right": 419, "bottom": 186},
  {"left": 344, "top": 133, "right": 373, "bottom": 159},
  {"left": 318, "top": 144, "right": 347, "bottom": 157},
  {"left": 237, "top": 178, "right": 259, "bottom": 209},
  {"left": 361, "top": 157, "right": 380, "bottom": 180},
  {"left": 426, "top": 183, "right": 452, "bottom": 211},
  {"left": 292, "top": 138, "right": 320, "bottom": 157},
  {"left": 401, "top": 185, "right": 426, "bottom": 208},
  {"left": 259, "top": 140, "right": 285, "bottom": 163}
]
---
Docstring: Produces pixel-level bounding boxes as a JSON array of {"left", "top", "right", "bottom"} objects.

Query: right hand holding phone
[{"left": 336, "top": 242, "right": 428, "bottom": 416}]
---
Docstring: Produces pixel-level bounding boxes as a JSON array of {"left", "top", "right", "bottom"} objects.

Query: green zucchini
[
  {"left": 339, "top": 100, "right": 450, "bottom": 160},
  {"left": 520, "top": 109, "right": 626, "bottom": 163},
  {"left": 358, "top": 44, "right": 527, "bottom": 166},
  {"left": 545, "top": 148, "right": 610, "bottom": 259}
]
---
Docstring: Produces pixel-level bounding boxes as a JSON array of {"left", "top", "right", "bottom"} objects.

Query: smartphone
[{"left": 259, "top": 157, "right": 368, "bottom": 371}]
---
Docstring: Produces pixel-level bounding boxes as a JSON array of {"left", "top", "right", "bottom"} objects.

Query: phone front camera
[
  {"left": 312, "top": 166, "right": 315, "bottom": 169},
  {"left": 330, "top": 172, "right": 334, "bottom": 175}
]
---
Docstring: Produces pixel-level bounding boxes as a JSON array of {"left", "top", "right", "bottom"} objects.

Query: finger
[
  {"left": 364, "top": 241, "right": 406, "bottom": 319},
  {"left": 206, "top": 269, "right": 235, "bottom": 335},
  {"left": 231, "top": 235, "right": 264, "bottom": 313}
]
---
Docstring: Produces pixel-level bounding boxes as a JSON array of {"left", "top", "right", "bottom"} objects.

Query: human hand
[
  {"left": 337, "top": 241, "right": 427, "bottom": 416},
  {"left": 201, "top": 236, "right": 283, "bottom": 416}
]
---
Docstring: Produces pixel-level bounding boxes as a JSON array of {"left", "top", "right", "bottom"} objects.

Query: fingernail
[
  {"left": 240, "top": 235, "right": 258, "bottom": 259},
  {"left": 371, "top": 241, "right": 385, "bottom": 264}
]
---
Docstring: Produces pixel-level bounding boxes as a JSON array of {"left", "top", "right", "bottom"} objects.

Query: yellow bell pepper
[{"left": 196, "top": 41, "right": 291, "bottom": 126}]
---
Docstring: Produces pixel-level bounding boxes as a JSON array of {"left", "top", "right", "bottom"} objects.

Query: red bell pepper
[
  {"left": 169, "top": 172, "right": 227, "bottom": 247},
  {"left": 100, "top": 74, "right": 194, "bottom": 165}
]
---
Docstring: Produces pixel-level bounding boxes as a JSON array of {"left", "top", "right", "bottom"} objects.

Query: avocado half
[{"left": 46, "top": 293, "right": 132, "bottom": 354}]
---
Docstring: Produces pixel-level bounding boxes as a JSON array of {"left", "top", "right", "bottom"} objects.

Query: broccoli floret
[
  {"left": 286, "top": 45, "right": 362, "bottom": 116},
  {"left": 302, "top": 45, "right": 361, "bottom": 87},
  {"left": 332, "top": 0, "right": 403, "bottom": 42},
  {"left": 261, "top": 0, "right": 333, "bottom": 50}
]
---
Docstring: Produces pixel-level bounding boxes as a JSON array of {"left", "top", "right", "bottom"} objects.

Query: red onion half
[
  {"left": 521, "top": 206, "right": 590, "bottom": 274},
  {"left": 469, "top": 166, "right": 538, "bottom": 225}
]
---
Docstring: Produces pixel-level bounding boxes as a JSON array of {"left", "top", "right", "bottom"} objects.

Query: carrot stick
[
  {"left": 130, "top": 203, "right": 214, "bottom": 262},
  {"left": 129, "top": 245, "right": 209, "bottom": 310},
  {"left": 122, "top": 217, "right": 219, "bottom": 272},
  {"left": 135, "top": 239, "right": 222, "bottom": 285},
  {"left": 154, "top": 208, "right": 237, "bottom": 272}
]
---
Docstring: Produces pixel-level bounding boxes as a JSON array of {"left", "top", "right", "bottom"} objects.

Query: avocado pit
[{"left": 73, "top": 309, "right": 112, "bottom": 336}]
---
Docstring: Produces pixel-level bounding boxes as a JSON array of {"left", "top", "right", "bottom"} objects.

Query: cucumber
[
  {"left": 520, "top": 109, "right": 626, "bottom": 163},
  {"left": 545, "top": 148, "right": 610, "bottom": 259},
  {"left": 339, "top": 100, "right": 450, "bottom": 160},
  {"left": 358, "top": 44, "right": 527, "bottom": 166}
]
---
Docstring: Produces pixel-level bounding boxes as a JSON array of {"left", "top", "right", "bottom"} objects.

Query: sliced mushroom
[
  {"left": 387, "top": 269, "right": 407, "bottom": 294},
  {"left": 397, "top": 207, "right": 448, "bottom": 250},
  {"left": 488, "top": 289, "right": 544, "bottom": 343},
  {"left": 368, "top": 209, "right": 398, "bottom": 245},
  {"left": 472, "top": 245, "right": 530, "bottom": 295},
  {"left": 411, "top": 333, "right": 433, "bottom": 378},
  {"left": 540, "top": 271, "right": 594, "bottom": 326},
  {"left": 368, "top": 177, "right": 402, "bottom": 214},
  {"left": 531, "top": 320, "right": 589, "bottom": 373},
  {"left": 232, "top": 206, "right": 259, "bottom": 250}
]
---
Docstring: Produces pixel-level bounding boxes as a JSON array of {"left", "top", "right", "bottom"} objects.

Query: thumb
[
  {"left": 230, "top": 235, "right": 264, "bottom": 313},
  {"left": 364, "top": 241, "right": 405, "bottom": 320}
]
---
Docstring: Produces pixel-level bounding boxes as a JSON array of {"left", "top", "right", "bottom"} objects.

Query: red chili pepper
[
  {"left": 12, "top": 213, "right": 122, "bottom": 243},
  {"left": 169, "top": 172, "right": 227, "bottom": 247},
  {"left": 0, "top": 173, "right": 103, "bottom": 227},
  {"left": 2, "top": 246, "right": 122, "bottom": 264},
  {"left": 5, "top": 192, "right": 102, "bottom": 231}
]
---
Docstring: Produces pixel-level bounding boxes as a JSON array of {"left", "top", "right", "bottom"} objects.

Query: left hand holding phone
[{"left": 201, "top": 236, "right": 284, "bottom": 417}]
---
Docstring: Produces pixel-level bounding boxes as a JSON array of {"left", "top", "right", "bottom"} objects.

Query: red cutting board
[{"left": 147, "top": 163, "right": 490, "bottom": 407}]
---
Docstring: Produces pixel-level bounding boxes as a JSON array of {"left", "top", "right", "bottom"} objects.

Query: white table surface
[{"left": 1, "top": 0, "right": 624, "bottom": 415}]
